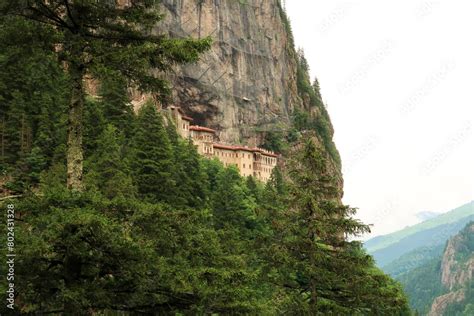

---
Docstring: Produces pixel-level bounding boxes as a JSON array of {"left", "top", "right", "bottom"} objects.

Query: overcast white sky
[{"left": 285, "top": 1, "right": 474, "bottom": 238}]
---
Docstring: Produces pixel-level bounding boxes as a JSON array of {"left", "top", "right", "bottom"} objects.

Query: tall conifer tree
[
  {"left": 0, "top": 0, "right": 211, "bottom": 190},
  {"left": 85, "top": 124, "right": 135, "bottom": 200},
  {"left": 273, "top": 139, "right": 410, "bottom": 314},
  {"left": 131, "top": 104, "right": 175, "bottom": 203}
]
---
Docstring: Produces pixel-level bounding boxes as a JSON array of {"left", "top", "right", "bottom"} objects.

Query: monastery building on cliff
[{"left": 167, "top": 106, "right": 278, "bottom": 182}]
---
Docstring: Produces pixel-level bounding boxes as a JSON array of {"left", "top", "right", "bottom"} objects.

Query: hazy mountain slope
[
  {"left": 398, "top": 257, "right": 444, "bottom": 314},
  {"left": 373, "top": 215, "right": 474, "bottom": 268},
  {"left": 383, "top": 244, "right": 445, "bottom": 278},
  {"left": 365, "top": 201, "right": 473, "bottom": 255}
]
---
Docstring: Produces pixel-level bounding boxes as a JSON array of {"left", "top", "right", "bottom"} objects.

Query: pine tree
[
  {"left": 246, "top": 175, "right": 264, "bottom": 205},
  {"left": 1, "top": 1, "right": 211, "bottom": 190},
  {"left": 211, "top": 166, "right": 258, "bottom": 235},
  {"left": 99, "top": 75, "right": 134, "bottom": 136},
  {"left": 165, "top": 121, "right": 208, "bottom": 209},
  {"left": 85, "top": 124, "right": 135, "bottom": 200},
  {"left": 82, "top": 97, "right": 107, "bottom": 157},
  {"left": 5, "top": 192, "right": 150, "bottom": 314},
  {"left": 285, "top": 139, "right": 365, "bottom": 313},
  {"left": 178, "top": 139, "right": 209, "bottom": 208},
  {"left": 209, "top": 165, "right": 273, "bottom": 312},
  {"left": 0, "top": 16, "right": 68, "bottom": 188},
  {"left": 129, "top": 202, "right": 271, "bottom": 314},
  {"left": 202, "top": 158, "right": 223, "bottom": 194},
  {"left": 131, "top": 103, "right": 176, "bottom": 204},
  {"left": 271, "top": 139, "right": 409, "bottom": 314}
]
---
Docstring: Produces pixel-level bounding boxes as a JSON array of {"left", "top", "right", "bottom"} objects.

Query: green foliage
[
  {"left": 211, "top": 166, "right": 258, "bottom": 233},
  {"left": 246, "top": 175, "right": 264, "bottom": 204},
  {"left": 261, "top": 130, "right": 287, "bottom": 153},
  {"left": 5, "top": 95, "right": 416, "bottom": 314},
  {"left": 83, "top": 97, "right": 107, "bottom": 155},
  {"left": 398, "top": 258, "right": 445, "bottom": 314},
  {"left": 85, "top": 125, "right": 136, "bottom": 200},
  {"left": 453, "top": 221, "right": 474, "bottom": 263},
  {"left": 290, "top": 49, "right": 342, "bottom": 167},
  {"left": 0, "top": 8, "right": 410, "bottom": 312},
  {"left": 1, "top": 127, "right": 412, "bottom": 314},
  {"left": 276, "top": 0, "right": 295, "bottom": 51},
  {"left": 0, "top": 0, "right": 212, "bottom": 97},
  {"left": 398, "top": 222, "right": 474, "bottom": 314},
  {"left": 261, "top": 140, "right": 410, "bottom": 314},
  {"left": 131, "top": 103, "right": 176, "bottom": 204},
  {"left": 1, "top": 0, "right": 212, "bottom": 190},
  {"left": 296, "top": 49, "right": 322, "bottom": 109},
  {"left": 383, "top": 244, "right": 445, "bottom": 278},
  {"left": 290, "top": 107, "right": 341, "bottom": 168},
  {"left": 128, "top": 202, "right": 267, "bottom": 314},
  {"left": 0, "top": 16, "right": 68, "bottom": 190},
  {"left": 98, "top": 75, "right": 134, "bottom": 135},
  {"left": 442, "top": 275, "right": 474, "bottom": 316},
  {"left": 166, "top": 121, "right": 208, "bottom": 209}
]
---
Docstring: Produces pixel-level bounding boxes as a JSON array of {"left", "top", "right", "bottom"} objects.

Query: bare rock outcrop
[
  {"left": 429, "top": 290, "right": 465, "bottom": 316},
  {"left": 429, "top": 222, "right": 474, "bottom": 315},
  {"left": 157, "top": 0, "right": 302, "bottom": 146}
]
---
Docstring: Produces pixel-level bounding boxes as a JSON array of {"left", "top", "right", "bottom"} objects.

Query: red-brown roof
[
  {"left": 181, "top": 115, "right": 193, "bottom": 121},
  {"left": 190, "top": 125, "right": 216, "bottom": 133},
  {"left": 212, "top": 143, "right": 278, "bottom": 157}
]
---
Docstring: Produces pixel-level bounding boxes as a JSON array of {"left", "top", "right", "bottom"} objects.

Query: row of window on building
[
  {"left": 214, "top": 151, "right": 251, "bottom": 159},
  {"left": 213, "top": 150, "right": 277, "bottom": 164},
  {"left": 196, "top": 135, "right": 213, "bottom": 141}
]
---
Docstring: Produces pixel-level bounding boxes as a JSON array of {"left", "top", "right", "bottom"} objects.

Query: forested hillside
[
  {"left": 0, "top": 1, "right": 410, "bottom": 314},
  {"left": 365, "top": 201, "right": 474, "bottom": 274},
  {"left": 399, "top": 222, "right": 474, "bottom": 315}
]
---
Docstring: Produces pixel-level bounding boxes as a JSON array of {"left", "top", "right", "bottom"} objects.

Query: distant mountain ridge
[
  {"left": 416, "top": 211, "right": 440, "bottom": 221},
  {"left": 365, "top": 201, "right": 473, "bottom": 256},
  {"left": 364, "top": 201, "right": 474, "bottom": 314},
  {"left": 374, "top": 216, "right": 474, "bottom": 269},
  {"left": 382, "top": 244, "right": 444, "bottom": 278}
]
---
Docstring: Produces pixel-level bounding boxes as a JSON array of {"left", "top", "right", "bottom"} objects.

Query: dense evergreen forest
[{"left": 0, "top": 1, "right": 410, "bottom": 314}]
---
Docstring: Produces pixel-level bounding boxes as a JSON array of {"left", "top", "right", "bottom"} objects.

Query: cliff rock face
[
  {"left": 441, "top": 226, "right": 474, "bottom": 291},
  {"left": 156, "top": 0, "right": 301, "bottom": 146},
  {"left": 429, "top": 223, "right": 474, "bottom": 316},
  {"left": 429, "top": 290, "right": 465, "bottom": 316}
]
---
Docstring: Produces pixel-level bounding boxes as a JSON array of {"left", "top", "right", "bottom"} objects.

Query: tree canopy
[
  {"left": 0, "top": 0, "right": 211, "bottom": 190},
  {"left": 0, "top": 3, "right": 411, "bottom": 314}
]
